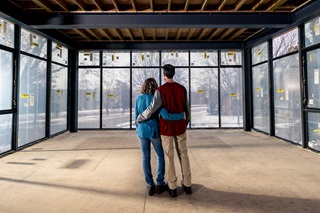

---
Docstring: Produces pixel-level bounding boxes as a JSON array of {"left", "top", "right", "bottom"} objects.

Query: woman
[{"left": 135, "top": 78, "right": 184, "bottom": 196}]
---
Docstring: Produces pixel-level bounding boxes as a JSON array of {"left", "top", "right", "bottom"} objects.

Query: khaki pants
[{"left": 161, "top": 133, "right": 191, "bottom": 190}]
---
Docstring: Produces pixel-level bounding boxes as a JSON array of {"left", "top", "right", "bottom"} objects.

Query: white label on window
[
  {"left": 260, "top": 88, "right": 263, "bottom": 97},
  {"left": 309, "top": 99, "right": 314, "bottom": 105},
  {"left": 285, "top": 89, "right": 289, "bottom": 101},
  {"left": 30, "top": 94, "right": 34, "bottom": 106},
  {"left": 314, "top": 69, "right": 319, "bottom": 84}
]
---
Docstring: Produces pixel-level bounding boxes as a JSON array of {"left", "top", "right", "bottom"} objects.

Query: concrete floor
[{"left": 0, "top": 130, "right": 320, "bottom": 213}]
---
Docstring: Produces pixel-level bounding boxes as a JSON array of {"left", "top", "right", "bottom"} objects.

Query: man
[{"left": 136, "top": 64, "right": 192, "bottom": 197}]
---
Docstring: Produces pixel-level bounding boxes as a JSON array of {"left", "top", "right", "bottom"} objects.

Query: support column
[{"left": 69, "top": 49, "right": 78, "bottom": 132}]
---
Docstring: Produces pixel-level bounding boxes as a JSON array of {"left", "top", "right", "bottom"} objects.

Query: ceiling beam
[
  {"left": 29, "top": 13, "right": 292, "bottom": 29},
  {"left": 229, "top": 28, "right": 247, "bottom": 40},
  {"left": 131, "top": 0, "right": 136, "bottom": 11},
  {"left": 111, "top": 0, "right": 120, "bottom": 11},
  {"left": 126, "top": 29, "right": 134, "bottom": 41},
  {"left": 97, "top": 29, "right": 112, "bottom": 40},
  {"left": 175, "top": 29, "right": 182, "bottom": 41},
  {"left": 74, "top": 0, "right": 86, "bottom": 11},
  {"left": 201, "top": 0, "right": 208, "bottom": 11},
  {"left": 152, "top": 29, "right": 156, "bottom": 41},
  {"left": 186, "top": 28, "right": 195, "bottom": 40},
  {"left": 31, "top": 0, "right": 54, "bottom": 12},
  {"left": 219, "top": 28, "right": 234, "bottom": 40},
  {"left": 85, "top": 29, "right": 102, "bottom": 40},
  {"left": 218, "top": 0, "right": 228, "bottom": 11},
  {"left": 168, "top": 0, "right": 171, "bottom": 11},
  {"left": 165, "top": 28, "right": 169, "bottom": 40},
  {"left": 184, "top": 0, "right": 190, "bottom": 11},
  {"left": 114, "top": 29, "right": 124, "bottom": 41},
  {"left": 208, "top": 28, "right": 224, "bottom": 40},
  {"left": 197, "top": 28, "right": 208, "bottom": 40},
  {"left": 150, "top": 0, "right": 153, "bottom": 11},
  {"left": 234, "top": 0, "right": 246, "bottom": 11},
  {"left": 73, "top": 29, "right": 90, "bottom": 40},
  {"left": 140, "top": 29, "right": 145, "bottom": 41},
  {"left": 92, "top": 0, "right": 104, "bottom": 11},
  {"left": 52, "top": 0, "right": 69, "bottom": 11},
  {"left": 252, "top": 0, "right": 266, "bottom": 11},
  {"left": 267, "top": 0, "right": 288, "bottom": 11}
]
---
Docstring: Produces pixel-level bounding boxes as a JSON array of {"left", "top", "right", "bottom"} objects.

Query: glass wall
[
  {"left": 0, "top": 17, "right": 14, "bottom": 48},
  {"left": 0, "top": 114, "right": 12, "bottom": 153},
  {"left": 305, "top": 16, "right": 320, "bottom": 48},
  {"left": 78, "top": 68, "right": 100, "bottom": 128},
  {"left": 102, "top": 68, "right": 130, "bottom": 128},
  {"left": 252, "top": 42, "right": 270, "bottom": 133},
  {"left": 78, "top": 50, "right": 244, "bottom": 129},
  {"left": 273, "top": 28, "right": 299, "bottom": 58},
  {"left": 0, "top": 49, "right": 13, "bottom": 110},
  {"left": 306, "top": 49, "right": 320, "bottom": 108},
  {"left": 220, "top": 68, "right": 243, "bottom": 127},
  {"left": 18, "top": 55, "right": 47, "bottom": 147},
  {"left": 252, "top": 64, "right": 270, "bottom": 133},
  {"left": 51, "top": 64, "right": 68, "bottom": 134},
  {"left": 273, "top": 54, "right": 302, "bottom": 144}
]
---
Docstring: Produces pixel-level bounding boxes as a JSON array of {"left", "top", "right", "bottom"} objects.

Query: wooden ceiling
[{"left": 5, "top": 0, "right": 316, "bottom": 43}]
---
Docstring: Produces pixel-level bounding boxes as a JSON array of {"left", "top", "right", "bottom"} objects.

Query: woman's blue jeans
[{"left": 138, "top": 137, "right": 165, "bottom": 187}]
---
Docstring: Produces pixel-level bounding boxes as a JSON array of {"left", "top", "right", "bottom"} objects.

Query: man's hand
[{"left": 184, "top": 112, "right": 186, "bottom": 120}]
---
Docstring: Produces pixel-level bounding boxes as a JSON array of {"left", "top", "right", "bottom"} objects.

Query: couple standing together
[{"left": 135, "top": 64, "right": 192, "bottom": 198}]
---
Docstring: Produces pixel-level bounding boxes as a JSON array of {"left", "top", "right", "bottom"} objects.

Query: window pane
[
  {"left": 21, "top": 28, "right": 47, "bottom": 58},
  {"left": 305, "top": 16, "right": 320, "bottom": 48},
  {"left": 51, "top": 64, "right": 68, "bottom": 134},
  {"left": 102, "top": 68, "right": 130, "bottom": 128},
  {"left": 191, "top": 68, "right": 219, "bottom": 127},
  {"left": 79, "top": 51, "right": 99, "bottom": 66},
  {"left": 0, "top": 17, "right": 14, "bottom": 48},
  {"left": 52, "top": 42, "right": 68, "bottom": 65},
  {"left": 306, "top": 49, "right": 320, "bottom": 108},
  {"left": 273, "top": 28, "right": 298, "bottom": 58},
  {"left": 103, "top": 51, "right": 130, "bottom": 67},
  {"left": 161, "top": 51, "right": 188, "bottom": 66},
  {"left": 132, "top": 51, "right": 159, "bottom": 66},
  {"left": 307, "top": 112, "right": 320, "bottom": 151},
  {"left": 78, "top": 68, "right": 100, "bottom": 128},
  {"left": 252, "top": 42, "right": 268, "bottom": 65},
  {"left": 190, "top": 50, "right": 218, "bottom": 66},
  {"left": 0, "top": 114, "right": 12, "bottom": 154},
  {"left": 273, "top": 54, "right": 302, "bottom": 144},
  {"left": 252, "top": 63, "right": 270, "bottom": 133},
  {"left": 220, "top": 68, "right": 243, "bottom": 127},
  {"left": 132, "top": 68, "right": 160, "bottom": 129},
  {"left": 221, "top": 50, "right": 242, "bottom": 65},
  {"left": 0, "top": 49, "right": 13, "bottom": 110},
  {"left": 18, "top": 55, "right": 46, "bottom": 147}
]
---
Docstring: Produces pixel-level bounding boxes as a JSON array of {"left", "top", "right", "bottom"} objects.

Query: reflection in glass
[
  {"left": 0, "top": 114, "right": 12, "bottom": 154},
  {"left": 273, "top": 54, "right": 302, "bottom": 144},
  {"left": 252, "top": 64, "right": 270, "bottom": 133},
  {"left": 18, "top": 55, "right": 47, "bottom": 147},
  {"left": 21, "top": 28, "right": 47, "bottom": 58},
  {"left": 252, "top": 42, "right": 268, "bottom": 65},
  {"left": 132, "top": 51, "right": 159, "bottom": 66},
  {"left": 191, "top": 68, "right": 219, "bottom": 127},
  {"left": 0, "top": 17, "right": 14, "bottom": 48},
  {"left": 273, "top": 28, "right": 298, "bottom": 58},
  {"left": 305, "top": 16, "right": 320, "bottom": 47},
  {"left": 79, "top": 51, "right": 99, "bottom": 66},
  {"left": 220, "top": 68, "right": 243, "bottom": 127},
  {"left": 306, "top": 49, "right": 320, "bottom": 108},
  {"left": 0, "top": 49, "right": 13, "bottom": 110},
  {"left": 307, "top": 112, "right": 320, "bottom": 151},
  {"left": 103, "top": 51, "right": 130, "bottom": 67},
  {"left": 132, "top": 68, "right": 160, "bottom": 129},
  {"left": 102, "top": 69, "right": 130, "bottom": 128},
  {"left": 52, "top": 42, "right": 68, "bottom": 65},
  {"left": 190, "top": 50, "right": 218, "bottom": 66},
  {"left": 161, "top": 51, "right": 188, "bottom": 66},
  {"left": 221, "top": 50, "right": 242, "bottom": 65},
  {"left": 51, "top": 64, "right": 68, "bottom": 134},
  {"left": 78, "top": 69, "right": 100, "bottom": 128}
]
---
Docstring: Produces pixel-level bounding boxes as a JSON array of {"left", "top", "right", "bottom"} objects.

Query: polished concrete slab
[{"left": 0, "top": 130, "right": 320, "bottom": 213}]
